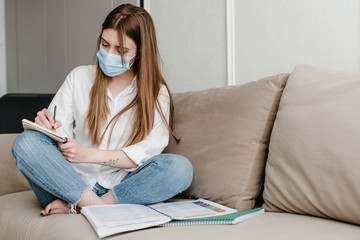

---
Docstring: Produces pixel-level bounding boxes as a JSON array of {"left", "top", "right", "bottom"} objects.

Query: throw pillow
[
  {"left": 164, "top": 73, "right": 289, "bottom": 210},
  {"left": 263, "top": 64, "right": 360, "bottom": 225}
]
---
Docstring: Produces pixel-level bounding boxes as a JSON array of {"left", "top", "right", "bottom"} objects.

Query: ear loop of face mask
[{"left": 128, "top": 54, "right": 136, "bottom": 68}]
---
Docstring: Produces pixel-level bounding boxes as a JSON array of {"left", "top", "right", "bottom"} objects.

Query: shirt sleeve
[
  {"left": 47, "top": 68, "right": 76, "bottom": 139},
  {"left": 121, "top": 85, "right": 170, "bottom": 170}
]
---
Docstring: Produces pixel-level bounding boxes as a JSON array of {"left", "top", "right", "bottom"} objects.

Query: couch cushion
[
  {"left": 1, "top": 191, "right": 360, "bottom": 240},
  {"left": 263, "top": 65, "right": 360, "bottom": 225},
  {"left": 0, "top": 134, "right": 31, "bottom": 196},
  {"left": 164, "top": 74, "right": 289, "bottom": 210}
]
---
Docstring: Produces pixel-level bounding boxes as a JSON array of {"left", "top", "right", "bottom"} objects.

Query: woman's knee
[
  {"left": 12, "top": 131, "right": 46, "bottom": 165},
  {"left": 13, "top": 131, "right": 38, "bottom": 152},
  {"left": 158, "top": 154, "right": 193, "bottom": 191},
  {"left": 176, "top": 155, "right": 193, "bottom": 190}
]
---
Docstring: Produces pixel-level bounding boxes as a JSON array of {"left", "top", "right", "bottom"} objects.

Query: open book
[
  {"left": 81, "top": 199, "right": 264, "bottom": 238},
  {"left": 22, "top": 119, "right": 67, "bottom": 143}
]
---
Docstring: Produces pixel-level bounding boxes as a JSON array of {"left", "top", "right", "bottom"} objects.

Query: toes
[
  {"left": 48, "top": 200, "right": 59, "bottom": 213},
  {"left": 40, "top": 208, "right": 52, "bottom": 216},
  {"left": 44, "top": 204, "right": 53, "bottom": 215},
  {"left": 44, "top": 199, "right": 71, "bottom": 215}
]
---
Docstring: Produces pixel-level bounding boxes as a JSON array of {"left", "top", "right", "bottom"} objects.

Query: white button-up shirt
[{"left": 48, "top": 65, "right": 170, "bottom": 189}]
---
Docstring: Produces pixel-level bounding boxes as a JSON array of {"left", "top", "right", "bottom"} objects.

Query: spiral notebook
[{"left": 158, "top": 207, "right": 264, "bottom": 227}]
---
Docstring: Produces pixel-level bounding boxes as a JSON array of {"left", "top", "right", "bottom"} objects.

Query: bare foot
[
  {"left": 40, "top": 189, "right": 106, "bottom": 216},
  {"left": 40, "top": 199, "right": 72, "bottom": 216}
]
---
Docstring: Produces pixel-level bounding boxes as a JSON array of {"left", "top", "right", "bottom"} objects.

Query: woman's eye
[{"left": 102, "top": 43, "right": 109, "bottom": 48}]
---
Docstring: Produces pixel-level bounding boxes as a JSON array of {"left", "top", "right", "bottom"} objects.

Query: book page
[
  {"left": 82, "top": 204, "right": 170, "bottom": 228},
  {"left": 150, "top": 199, "right": 237, "bottom": 220},
  {"left": 81, "top": 204, "right": 171, "bottom": 238}
]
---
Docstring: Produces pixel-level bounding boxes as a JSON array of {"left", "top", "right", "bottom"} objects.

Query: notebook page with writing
[{"left": 150, "top": 199, "right": 237, "bottom": 220}]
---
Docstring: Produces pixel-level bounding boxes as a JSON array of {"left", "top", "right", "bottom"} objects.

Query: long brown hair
[{"left": 85, "top": 4, "right": 178, "bottom": 147}]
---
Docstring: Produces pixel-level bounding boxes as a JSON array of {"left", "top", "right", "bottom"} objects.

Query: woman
[{"left": 12, "top": 4, "right": 193, "bottom": 216}]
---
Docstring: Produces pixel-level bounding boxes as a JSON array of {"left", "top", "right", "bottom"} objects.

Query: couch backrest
[{"left": 0, "top": 134, "right": 31, "bottom": 196}]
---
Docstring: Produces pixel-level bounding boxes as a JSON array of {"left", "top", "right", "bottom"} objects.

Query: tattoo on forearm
[{"left": 102, "top": 158, "right": 119, "bottom": 166}]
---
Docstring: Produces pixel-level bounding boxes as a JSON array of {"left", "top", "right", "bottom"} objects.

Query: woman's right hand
[{"left": 35, "top": 108, "right": 62, "bottom": 130}]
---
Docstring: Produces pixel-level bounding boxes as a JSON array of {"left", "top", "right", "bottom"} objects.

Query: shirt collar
[{"left": 107, "top": 76, "right": 137, "bottom": 101}]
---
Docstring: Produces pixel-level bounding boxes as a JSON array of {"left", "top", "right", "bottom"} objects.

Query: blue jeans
[{"left": 12, "top": 131, "right": 193, "bottom": 209}]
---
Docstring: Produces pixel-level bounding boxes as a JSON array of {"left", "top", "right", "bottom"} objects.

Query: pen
[{"left": 52, "top": 105, "right": 57, "bottom": 130}]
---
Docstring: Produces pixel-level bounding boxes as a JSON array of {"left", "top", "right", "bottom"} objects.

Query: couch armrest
[{"left": 0, "top": 134, "right": 31, "bottom": 196}]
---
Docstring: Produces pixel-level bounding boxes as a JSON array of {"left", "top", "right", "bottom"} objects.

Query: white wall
[
  {"left": 149, "top": 0, "right": 227, "bottom": 93},
  {"left": 148, "top": 0, "right": 360, "bottom": 91},
  {"left": 5, "top": 0, "right": 137, "bottom": 94},
  {"left": 235, "top": 0, "right": 360, "bottom": 84},
  {"left": 0, "top": 0, "right": 6, "bottom": 97}
]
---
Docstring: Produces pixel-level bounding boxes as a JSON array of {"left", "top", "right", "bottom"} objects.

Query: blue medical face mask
[{"left": 96, "top": 47, "right": 136, "bottom": 77}]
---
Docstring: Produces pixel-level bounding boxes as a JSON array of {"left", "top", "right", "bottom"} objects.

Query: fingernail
[{"left": 40, "top": 213, "right": 43, "bottom": 216}]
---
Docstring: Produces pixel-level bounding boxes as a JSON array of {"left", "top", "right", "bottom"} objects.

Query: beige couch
[{"left": 1, "top": 64, "right": 360, "bottom": 239}]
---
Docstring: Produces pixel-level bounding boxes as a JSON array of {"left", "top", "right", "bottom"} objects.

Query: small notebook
[
  {"left": 22, "top": 119, "right": 67, "bottom": 143},
  {"left": 158, "top": 207, "right": 264, "bottom": 227}
]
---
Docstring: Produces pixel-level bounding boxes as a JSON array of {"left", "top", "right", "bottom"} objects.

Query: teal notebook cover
[{"left": 159, "top": 207, "right": 264, "bottom": 227}]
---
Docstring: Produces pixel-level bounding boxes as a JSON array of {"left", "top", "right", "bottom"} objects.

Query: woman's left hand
[{"left": 57, "top": 139, "right": 90, "bottom": 163}]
